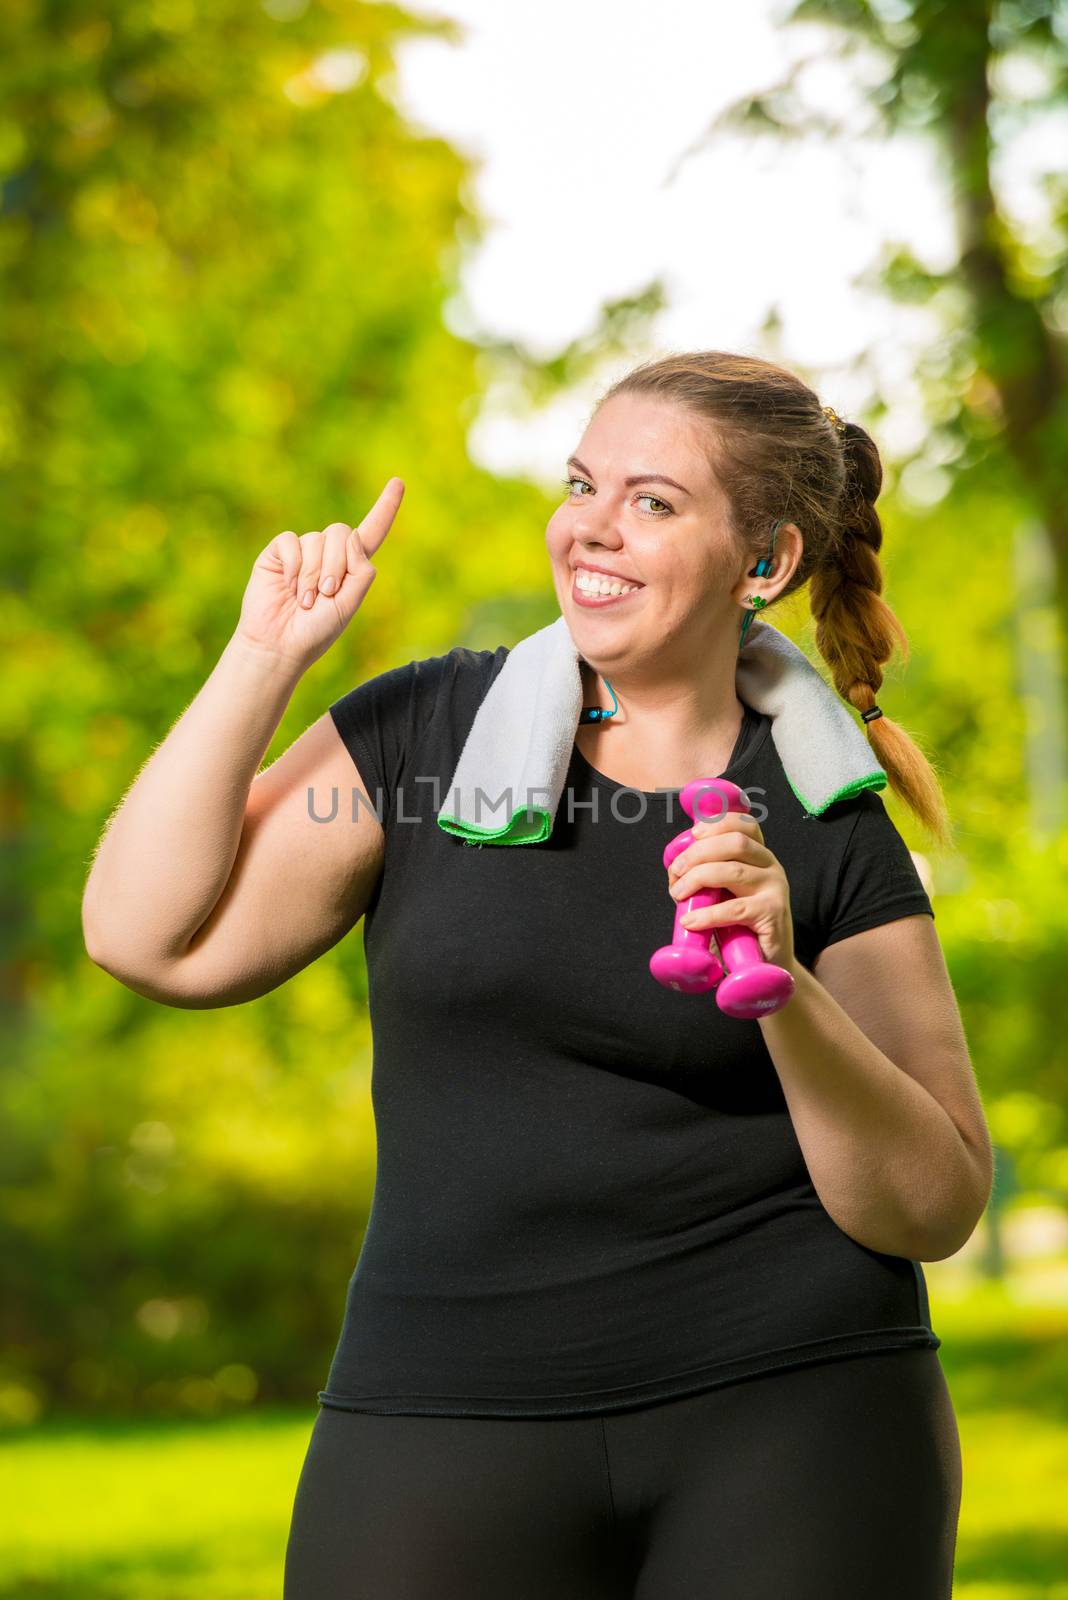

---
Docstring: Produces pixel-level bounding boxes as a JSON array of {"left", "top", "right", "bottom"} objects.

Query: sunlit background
[{"left": 4, "top": 0, "right": 1068, "bottom": 1595}]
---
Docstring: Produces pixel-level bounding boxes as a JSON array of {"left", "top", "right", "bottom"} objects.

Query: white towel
[{"left": 436, "top": 614, "right": 886, "bottom": 845}]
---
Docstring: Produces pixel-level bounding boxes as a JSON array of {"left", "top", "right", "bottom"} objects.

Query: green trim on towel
[
  {"left": 437, "top": 808, "right": 553, "bottom": 846},
  {"left": 785, "top": 769, "right": 887, "bottom": 816},
  {"left": 438, "top": 772, "right": 888, "bottom": 842}
]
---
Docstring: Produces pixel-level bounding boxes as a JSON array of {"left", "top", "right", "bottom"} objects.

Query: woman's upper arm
[
  {"left": 812, "top": 916, "right": 993, "bottom": 1180},
  {"left": 121, "top": 711, "right": 385, "bottom": 1009},
  {"left": 804, "top": 788, "right": 992, "bottom": 1163}
]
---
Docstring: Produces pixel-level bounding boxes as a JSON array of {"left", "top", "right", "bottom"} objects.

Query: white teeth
[{"left": 574, "top": 570, "right": 640, "bottom": 597}]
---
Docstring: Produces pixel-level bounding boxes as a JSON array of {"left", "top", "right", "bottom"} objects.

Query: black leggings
[{"left": 284, "top": 1347, "right": 962, "bottom": 1599}]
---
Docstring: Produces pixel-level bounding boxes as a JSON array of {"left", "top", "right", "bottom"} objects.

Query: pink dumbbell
[{"left": 649, "top": 777, "right": 796, "bottom": 1019}]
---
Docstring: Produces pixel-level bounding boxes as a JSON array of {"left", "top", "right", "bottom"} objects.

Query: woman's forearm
[
  {"left": 760, "top": 959, "right": 988, "bottom": 1262},
  {"left": 82, "top": 634, "right": 303, "bottom": 968}
]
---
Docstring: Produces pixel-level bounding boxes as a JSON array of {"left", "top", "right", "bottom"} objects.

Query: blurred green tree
[{"left": 704, "top": 0, "right": 1068, "bottom": 639}]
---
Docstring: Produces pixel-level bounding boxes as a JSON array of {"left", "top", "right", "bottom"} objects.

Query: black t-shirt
[{"left": 317, "top": 644, "right": 939, "bottom": 1418}]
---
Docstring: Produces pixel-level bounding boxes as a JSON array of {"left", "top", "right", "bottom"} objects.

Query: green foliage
[{"left": 712, "top": 1, "right": 1068, "bottom": 601}]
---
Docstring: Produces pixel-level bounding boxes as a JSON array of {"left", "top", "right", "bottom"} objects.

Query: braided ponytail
[{"left": 810, "top": 420, "right": 953, "bottom": 848}]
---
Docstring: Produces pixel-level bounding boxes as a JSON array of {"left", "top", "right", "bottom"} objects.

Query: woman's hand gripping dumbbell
[{"left": 649, "top": 778, "right": 796, "bottom": 1019}]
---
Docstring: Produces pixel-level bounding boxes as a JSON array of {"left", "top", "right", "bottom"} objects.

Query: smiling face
[{"left": 545, "top": 392, "right": 750, "bottom": 677}]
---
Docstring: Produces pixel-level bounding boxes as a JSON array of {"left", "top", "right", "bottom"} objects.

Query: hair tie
[
  {"left": 821, "top": 404, "right": 847, "bottom": 435},
  {"left": 861, "top": 705, "right": 883, "bottom": 723}
]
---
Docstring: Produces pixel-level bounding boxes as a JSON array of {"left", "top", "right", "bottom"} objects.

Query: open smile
[{"left": 570, "top": 567, "right": 645, "bottom": 608}]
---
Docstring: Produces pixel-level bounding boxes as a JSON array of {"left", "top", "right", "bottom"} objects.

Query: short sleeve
[
  {"left": 329, "top": 655, "right": 447, "bottom": 829},
  {"left": 819, "top": 790, "right": 935, "bottom": 950},
  {"left": 328, "top": 646, "right": 507, "bottom": 829}
]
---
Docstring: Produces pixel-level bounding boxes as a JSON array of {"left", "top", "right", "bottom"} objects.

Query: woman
[{"left": 83, "top": 350, "right": 991, "bottom": 1599}]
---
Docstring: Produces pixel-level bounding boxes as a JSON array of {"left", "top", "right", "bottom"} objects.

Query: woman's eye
[{"left": 560, "top": 478, "right": 671, "bottom": 515}]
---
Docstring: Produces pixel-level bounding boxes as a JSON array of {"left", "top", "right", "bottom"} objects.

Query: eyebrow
[{"left": 566, "top": 455, "right": 692, "bottom": 496}]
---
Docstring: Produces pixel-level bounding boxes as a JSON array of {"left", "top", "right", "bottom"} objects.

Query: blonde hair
[{"left": 598, "top": 349, "right": 953, "bottom": 848}]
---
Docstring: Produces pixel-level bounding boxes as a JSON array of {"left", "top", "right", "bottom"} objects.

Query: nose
[{"left": 575, "top": 514, "right": 625, "bottom": 551}]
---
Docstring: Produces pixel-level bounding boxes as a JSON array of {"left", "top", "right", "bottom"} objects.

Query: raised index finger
[{"left": 351, "top": 477, "right": 405, "bottom": 563}]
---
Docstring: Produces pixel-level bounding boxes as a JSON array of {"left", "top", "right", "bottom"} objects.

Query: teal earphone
[
  {"left": 579, "top": 519, "right": 783, "bottom": 724},
  {"left": 737, "top": 518, "right": 783, "bottom": 652}
]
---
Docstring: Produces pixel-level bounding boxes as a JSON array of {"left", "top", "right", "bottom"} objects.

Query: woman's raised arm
[{"left": 81, "top": 483, "right": 403, "bottom": 1007}]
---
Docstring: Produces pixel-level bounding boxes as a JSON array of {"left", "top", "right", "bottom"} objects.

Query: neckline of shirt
[{"left": 571, "top": 704, "right": 771, "bottom": 799}]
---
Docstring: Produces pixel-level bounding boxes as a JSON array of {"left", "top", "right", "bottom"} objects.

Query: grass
[
  {"left": 0, "top": 1407, "right": 307, "bottom": 1598},
  {"left": 3, "top": 1260, "right": 1068, "bottom": 1598},
  {"left": 922, "top": 1264, "right": 1068, "bottom": 1600}
]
